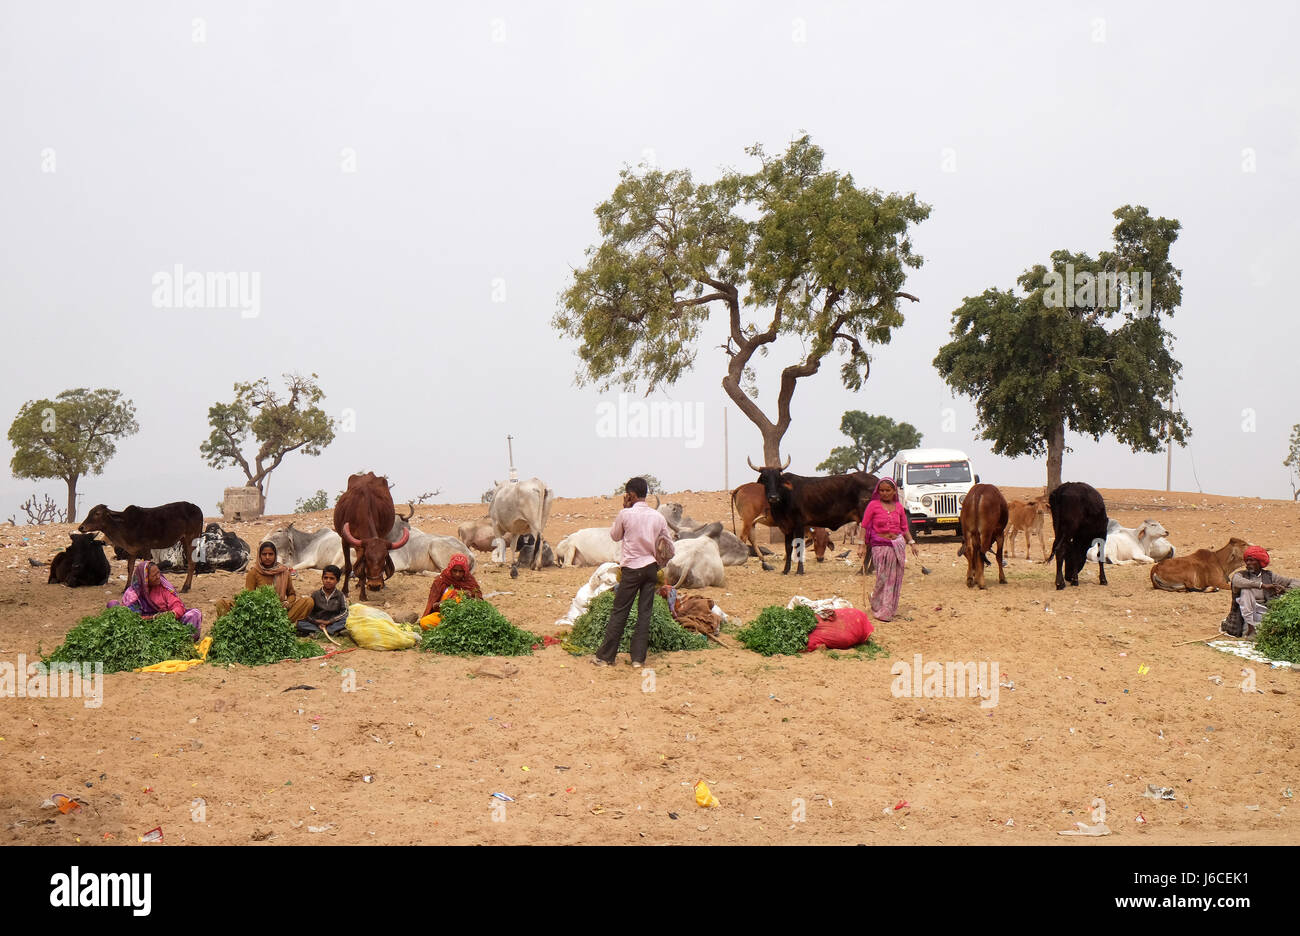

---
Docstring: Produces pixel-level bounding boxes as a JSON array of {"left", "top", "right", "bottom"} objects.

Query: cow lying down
[
  {"left": 268, "top": 521, "right": 474, "bottom": 575},
  {"left": 1086, "top": 519, "right": 1174, "bottom": 564},
  {"left": 1150, "top": 537, "right": 1247, "bottom": 592},
  {"left": 665, "top": 537, "right": 725, "bottom": 589}
]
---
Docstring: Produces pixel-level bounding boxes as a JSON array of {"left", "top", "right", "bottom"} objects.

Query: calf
[
  {"left": 1046, "top": 482, "right": 1109, "bottom": 590},
  {"left": 48, "top": 532, "right": 111, "bottom": 588},
  {"left": 1006, "top": 498, "right": 1048, "bottom": 561},
  {"left": 1087, "top": 519, "right": 1172, "bottom": 565},
  {"left": 1150, "top": 537, "right": 1247, "bottom": 592},
  {"left": 959, "top": 484, "right": 1008, "bottom": 589},
  {"left": 809, "top": 527, "right": 832, "bottom": 563},
  {"left": 80, "top": 502, "right": 203, "bottom": 592}
]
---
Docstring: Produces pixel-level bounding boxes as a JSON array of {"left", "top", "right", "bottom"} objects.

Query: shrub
[{"left": 295, "top": 489, "right": 330, "bottom": 513}]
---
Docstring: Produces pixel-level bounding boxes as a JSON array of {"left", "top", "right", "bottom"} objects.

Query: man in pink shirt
[{"left": 594, "top": 477, "right": 670, "bottom": 667}]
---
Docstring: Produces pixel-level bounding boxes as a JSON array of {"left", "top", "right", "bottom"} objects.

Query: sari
[
  {"left": 110, "top": 560, "right": 203, "bottom": 639},
  {"left": 861, "top": 479, "right": 910, "bottom": 622}
]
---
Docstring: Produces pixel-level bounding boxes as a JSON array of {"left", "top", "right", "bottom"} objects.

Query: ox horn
[
  {"left": 747, "top": 456, "right": 760, "bottom": 471},
  {"left": 388, "top": 527, "right": 410, "bottom": 550},
  {"left": 399, "top": 502, "right": 415, "bottom": 521},
  {"left": 341, "top": 523, "right": 362, "bottom": 547},
  {"left": 780, "top": 454, "right": 791, "bottom": 470}
]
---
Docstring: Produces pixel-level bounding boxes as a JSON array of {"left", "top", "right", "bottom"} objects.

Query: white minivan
[{"left": 891, "top": 448, "right": 979, "bottom": 536}]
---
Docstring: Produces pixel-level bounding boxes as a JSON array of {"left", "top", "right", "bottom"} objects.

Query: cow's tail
[
  {"left": 729, "top": 490, "right": 738, "bottom": 536},
  {"left": 1150, "top": 567, "right": 1185, "bottom": 592}
]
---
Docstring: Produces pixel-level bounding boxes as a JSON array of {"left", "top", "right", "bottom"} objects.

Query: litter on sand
[
  {"left": 1142, "top": 785, "right": 1176, "bottom": 801},
  {"left": 694, "top": 780, "right": 720, "bottom": 808},
  {"left": 1058, "top": 821, "right": 1111, "bottom": 836},
  {"left": 1208, "top": 640, "right": 1294, "bottom": 668}
]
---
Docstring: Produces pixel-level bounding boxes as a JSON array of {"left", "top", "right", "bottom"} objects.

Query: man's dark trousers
[{"left": 596, "top": 563, "right": 659, "bottom": 664}]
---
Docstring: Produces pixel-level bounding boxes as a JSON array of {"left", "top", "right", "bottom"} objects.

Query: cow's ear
[{"left": 782, "top": 481, "right": 794, "bottom": 490}]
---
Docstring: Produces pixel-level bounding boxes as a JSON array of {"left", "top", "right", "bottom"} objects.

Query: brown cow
[
  {"left": 730, "top": 482, "right": 775, "bottom": 569},
  {"left": 959, "top": 484, "right": 1008, "bottom": 589},
  {"left": 808, "top": 527, "right": 832, "bottom": 562},
  {"left": 1006, "top": 497, "right": 1048, "bottom": 561},
  {"left": 79, "top": 502, "right": 203, "bottom": 592},
  {"left": 1150, "top": 537, "right": 1248, "bottom": 592},
  {"left": 334, "top": 473, "right": 410, "bottom": 599}
]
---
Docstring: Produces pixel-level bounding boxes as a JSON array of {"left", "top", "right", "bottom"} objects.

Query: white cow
[
  {"left": 488, "top": 477, "right": 555, "bottom": 577},
  {"left": 390, "top": 528, "right": 476, "bottom": 574},
  {"left": 555, "top": 528, "right": 622, "bottom": 568},
  {"left": 1086, "top": 519, "right": 1174, "bottom": 564},
  {"left": 457, "top": 518, "right": 497, "bottom": 552},
  {"left": 665, "top": 536, "right": 725, "bottom": 588}
]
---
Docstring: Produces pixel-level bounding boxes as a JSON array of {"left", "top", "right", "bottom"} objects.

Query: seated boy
[{"left": 299, "top": 565, "right": 350, "bottom": 637}]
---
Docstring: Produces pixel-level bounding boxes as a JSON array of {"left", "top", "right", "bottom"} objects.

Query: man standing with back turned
[{"left": 593, "top": 477, "right": 670, "bottom": 668}]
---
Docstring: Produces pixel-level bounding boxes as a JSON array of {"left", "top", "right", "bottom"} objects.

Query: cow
[
  {"left": 457, "top": 518, "right": 498, "bottom": 553},
  {"left": 730, "top": 482, "right": 776, "bottom": 569},
  {"left": 144, "top": 523, "right": 250, "bottom": 574},
  {"left": 658, "top": 502, "right": 685, "bottom": 533},
  {"left": 959, "top": 484, "right": 1008, "bottom": 589},
  {"left": 266, "top": 523, "right": 343, "bottom": 570},
  {"left": 488, "top": 478, "right": 555, "bottom": 578},
  {"left": 665, "top": 536, "right": 726, "bottom": 589},
  {"left": 1006, "top": 497, "right": 1048, "bottom": 561},
  {"left": 333, "top": 472, "right": 409, "bottom": 599},
  {"left": 1086, "top": 519, "right": 1173, "bottom": 565},
  {"left": 675, "top": 521, "right": 750, "bottom": 566},
  {"left": 389, "top": 523, "right": 478, "bottom": 574},
  {"left": 514, "top": 534, "right": 555, "bottom": 569},
  {"left": 48, "top": 532, "right": 111, "bottom": 587},
  {"left": 809, "top": 527, "right": 833, "bottom": 563},
  {"left": 1150, "top": 537, "right": 1247, "bottom": 592},
  {"left": 79, "top": 501, "right": 203, "bottom": 592},
  {"left": 1045, "top": 482, "right": 1109, "bottom": 590},
  {"left": 748, "top": 457, "right": 878, "bottom": 575},
  {"left": 555, "top": 528, "right": 621, "bottom": 568}
]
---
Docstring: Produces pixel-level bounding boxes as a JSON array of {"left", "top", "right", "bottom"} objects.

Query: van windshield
[{"left": 906, "top": 462, "right": 971, "bottom": 485}]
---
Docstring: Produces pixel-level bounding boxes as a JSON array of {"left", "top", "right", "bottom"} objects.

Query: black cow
[
  {"left": 515, "top": 534, "right": 555, "bottom": 569},
  {"left": 748, "top": 456, "right": 878, "bottom": 575},
  {"left": 1046, "top": 481, "right": 1109, "bottom": 590},
  {"left": 48, "top": 532, "right": 111, "bottom": 587},
  {"left": 80, "top": 502, "right": 204, "bottom": 592}
]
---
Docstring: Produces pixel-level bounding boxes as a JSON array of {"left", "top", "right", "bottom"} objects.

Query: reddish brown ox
[
  {"left": 1150, "top": 537, "right": 1247, "bottom": 592},
  {"left": 730, "top": 482, "right": 776, "bottom": 569},
  {"left": 79, "top": 502, "right": 203, "bottom": 592},
  {"left": 1006, "top": 497, "right": 1048, "bottom": 561},
  {"left": 958, "top": 484, "right": 1008, "bottom": 589},
  {"left": 333, "top": 472, "right": 409, "bottom": 599}
]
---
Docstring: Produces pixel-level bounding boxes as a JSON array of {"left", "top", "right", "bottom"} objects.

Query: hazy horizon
[{"left": 4, "top": 1, "right": 1299, "bottom": 521}]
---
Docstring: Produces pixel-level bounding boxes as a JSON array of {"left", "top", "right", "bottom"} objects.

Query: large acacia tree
[
  {"left": 933, "top": 206, "right": 1189, "bottom": 491},
  {"left": 554, "top": 136, "right": 931, "bottom": 466}
]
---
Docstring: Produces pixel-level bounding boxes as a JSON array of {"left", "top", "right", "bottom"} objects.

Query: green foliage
[
  {"left": 44, "top": 607, "right": 195, "bottom": 674},
  {"left": 1285, "top": 425, "right": 1300, "bottom": 499},
  {"left": 8, "top": 388, "right": 139, "bottom": 521},
  {"left": 419, "top": 598, "right": 536, "bottom": 656},
  {"left": 567, "top": 590, "right": 707, "bottom": 653},
  {"left": 200, "top": 373, "right": 336, "bottom": 499},
  {"left": 817, "top": 412, "right": 922, "bottom": 474},
  {"left": 207, "top": 586, "right": 321, "bottom": 666},
  {"left": 295, "top": 489, "right": 330, "bottom": 513},
  {"left": 612, "top": 473, "right": 665, "bottom": 497},
  {"left": 1256, "top": 590, "right": 1300, "bottom": 664},
  {"left": 736, "top": 605, "right": 818, "bottom": 656},
  {"left": 933, "top": 206, "right": 1189, "bottom": 486},
  {"left": 554, "top": 135, "right": 930, "bottom": 457}
]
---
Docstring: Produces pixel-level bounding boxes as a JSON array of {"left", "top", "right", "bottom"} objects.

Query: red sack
[{"left": 805, "top": 608, "right": 874, "bottom": 652}]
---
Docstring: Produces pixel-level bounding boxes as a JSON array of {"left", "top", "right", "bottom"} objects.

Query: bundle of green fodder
[
  {"left": 566, "top": 591, "right": 708, "bottom": 654},
  {"left": 735, "top": 604, "right": 818, "bottom": 656},
  {"left": 1256, "top": 590, "right": 1300, "bottom": 664},
  {"left": 420, "top": 598, "right": 536, "bottom": 656},
  {"left": 207, "top": 586, "right": 322, "bottom": 666},
  {"left": 44, "top": 607, "right": 197, "bottom": 674}
]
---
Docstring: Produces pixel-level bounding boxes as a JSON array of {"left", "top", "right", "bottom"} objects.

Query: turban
[{"left": 1244, "top": 546, "right": 1269, "bottom": 567}]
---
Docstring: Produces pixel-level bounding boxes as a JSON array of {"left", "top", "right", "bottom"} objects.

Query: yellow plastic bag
[
  {"left": 347, "top": 604, "right": 418, "bottom": 651},
  {"left": 694, "top": 780, "right": 719, "bottom": 808}
]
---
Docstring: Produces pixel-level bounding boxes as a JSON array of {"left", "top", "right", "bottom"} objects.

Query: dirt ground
[{"left": 2, "top": 486, "right": 1297, "bottom": 845}]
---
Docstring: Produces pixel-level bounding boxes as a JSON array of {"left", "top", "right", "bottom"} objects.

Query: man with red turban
[{"left": 1227, "top": 546, "right": 1300, "bottom": 637}]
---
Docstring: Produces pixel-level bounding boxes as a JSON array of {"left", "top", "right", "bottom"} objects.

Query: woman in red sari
[
  {"left": 420, "top": 553, "right": 483, "bottom": 623},
  {"left": 860, "top": 478, "right": 919, "bottom": 622},
  {"left": 109, "top": 560, "right": 203, "bottom": 638}
]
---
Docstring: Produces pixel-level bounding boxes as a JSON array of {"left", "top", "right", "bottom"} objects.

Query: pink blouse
[{"left": 861, "top": 500, "right": 909, "bottom": 547}]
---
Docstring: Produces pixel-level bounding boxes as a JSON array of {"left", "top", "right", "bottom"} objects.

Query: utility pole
[
  {"left": 1165, "top": 394, "right": 1173, "bottom": 492},
  {"left": 723, "top": 407, "right": 729, "bottom": 492},
  {"left": 507, "top": 435, "right": 518, "bottom": 483}
]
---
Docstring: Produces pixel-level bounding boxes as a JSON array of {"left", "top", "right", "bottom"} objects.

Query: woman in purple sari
[
  {"left": 860, "top": 478, "right": 920, "bottom": 622},
  {"left": 109, "top": 560, "right": 203, "bottom": 639}
]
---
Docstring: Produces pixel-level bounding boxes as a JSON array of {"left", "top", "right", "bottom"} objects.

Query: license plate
[{"left": 936, "top": 518, "right": 959, "bottom": 524}]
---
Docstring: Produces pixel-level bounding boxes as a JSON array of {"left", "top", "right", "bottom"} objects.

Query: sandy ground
[{"left": 1, "top": 486, "right": 1298, "bottom": 846}]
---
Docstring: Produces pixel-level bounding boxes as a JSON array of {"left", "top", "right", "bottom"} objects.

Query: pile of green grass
[
  {"left": 207, "top": 586, "right": 322, "bottom": 666},
  {"left": 566, "top": 591, "right": 708, "bottom": 654},
  {"left": 420, "top": 598, "right": 536, "bottom": 656},
  {"left": 44, "top": 607, "right": 197, "bottom": 674},
  {"left": 735, "top": 605, "right": 818, "bottom": 656},
  {"left": 1256, "top": 590, "right": 1300, "bottom": 664}
]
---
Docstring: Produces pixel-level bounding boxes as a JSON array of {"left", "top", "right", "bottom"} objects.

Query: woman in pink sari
[
  {"left": 109, "top": 560, "right": 203, "bottom": 639},
  {"left": 860, "top": 478, "right": 919, "bottom": 622}
]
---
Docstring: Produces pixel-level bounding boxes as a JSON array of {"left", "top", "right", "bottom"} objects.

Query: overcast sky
[{"left": 3, "top": 1, "right": 1298, "bottom": 520}]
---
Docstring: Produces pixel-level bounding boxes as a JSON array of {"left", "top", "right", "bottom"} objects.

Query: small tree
[
  {"left": 1285, "top": 425, "right": 1300, "bottom": 500},
  {"left": 612, "top": 473, "right": 665, "bottom": 497},
  {"left": 200, "top": 373, "right": 336, "bottom": 508},
  {"left": 295, "top": 489, "right": 330, "bottom": 513},
  {"left": 817, "top": 412, "right": 922, "bottom": 474},
  {"left": 9, "top": 388, "right": 139, "bottom": 521}
]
